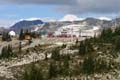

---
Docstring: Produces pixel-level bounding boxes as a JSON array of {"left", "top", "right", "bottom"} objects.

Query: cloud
[
  {"left": 59, "top": 14, "right": 84, "bottom": 21},
  {"left": 60, "top": 14, "right": 112, "bottom": 21},
  {"left": 2, "top": 0, "right": 120, "bottom": 16},
  {"left": 98, "top": 17, "right": 111, "bottom": 21},
  {"left": 2, "top": 0, "right": 74, "bottom": 5},
  {"left": 57, "top": 0, "right": 120, "bottom": 15}
]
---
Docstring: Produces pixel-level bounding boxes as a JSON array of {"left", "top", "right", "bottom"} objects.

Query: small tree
[
  {"left": 79, "top": 41, "right": 86, "bottom": 55},
  {"left": 114, "top": 27, "right": 120, "bottom": 36},
  {"left": 22, "top": 64, "right": 44, "bottom": 80},
  {"left": 2, "top": 32, "right": 11, "bottom": 41},
  {"left": 112, "top": 36, "right": 120, "bottom": 51},
  {"left": 61, "top": 44, "right": 66, "bottom": 48},
  {"left": 19, "top": 41, "right": 22, "bottom": 52},
  {"left": 49, "top": 63, "right": 58, "bottom": 79},
  {"left": 82, "top": 56, "right": 95, "bottom": 74},
  {"left": 19, "top": 29, "right": 24, "bottom": 40},
  {"left": 76, "top": 38, "right": 79, "bottom": 45},
  {"left": 51, "top": 48, "right": 60, "bottom": 61},
  {"left": 0, "top": 44, "right": 13, "bottom": 59}
]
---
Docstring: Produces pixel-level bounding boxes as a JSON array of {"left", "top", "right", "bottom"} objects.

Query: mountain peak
[{"left": 11, "top": 19, "right": 44, "bottom": 28}]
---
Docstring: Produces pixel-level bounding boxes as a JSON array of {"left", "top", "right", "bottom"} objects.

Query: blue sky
[
  {"left": 0, "top": 3, "right": 65, "bottom": 27},
  {"left": 0, "top": 0, "right": 120, "bottom": 27}
]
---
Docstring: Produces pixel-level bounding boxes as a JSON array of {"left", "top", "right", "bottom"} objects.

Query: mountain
[
  {"left": 8, "top": 17, "right": 120, "bottom": 34},
  {"left": 11, "top": 20, "right": 44, "bottom": 29}
]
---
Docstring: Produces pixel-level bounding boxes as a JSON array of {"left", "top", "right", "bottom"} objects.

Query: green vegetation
[
  {"left": 19, "top": 29, "right": 24, "bottom": 40},
  {"left": 1, "top": 27, "right": 120, "bottom": 80},
  {"left": 79, "top": 39, "right": 94, "bottom": 55},
  {"left": 51, "top": 48, "right": 61, "bottom": 61},
  {"left": 2, "top": 32, "right": 11, "bottom": 41},
  {"left": 19, "top": 29, "right": 40, "bottom": 40},
  {"left": 22, "top": 64, "right": 44, "bottom": 80},
  {"left": 61, "top": 44, "right": 67, "bottom": 48},
  {"left": 82, "top": 56, "right": 95, "bottom": 74},
  {"left": 0, "top": 44, "right": 13, "bottom": 59}
]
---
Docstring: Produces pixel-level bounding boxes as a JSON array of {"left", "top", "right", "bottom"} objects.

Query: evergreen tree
[
  {"left": 82, "top": 56, "right": 95, "bottom": 74},
  {"left": 0, "top": 46, "right": 7, "bottom": 58},
  {"left": 0, "top": 44, "right": 13, "bottom": 59},
  {"left": 19, "top": 29, "right": 24, "bottom": 40},
  {"left": 49, "top": 63, "right": 58, "bottom": 79},
  {"left": 51, "top": 48, "right": 60, "bottom": 61},
  {"left": 100, "top": 28, "right": 113, "bottom": 43},
  {"left": 84, "top": 39, "right": 94, "bottom": 52},
  {"left": 114, "top": 27, "right": 120, "bottom": 36},
  {"left": 75, "top": 38, "right": 79, "bottom": 45},
  {"left": 2, "top": 32, "right": 11, "bottom": 41},
  {"left": 79, "top": 41, "right": 86, "bottom": 55},
  {"left": 19, "top": 41, "right": 22, "bottom": 52},
  {"left": 61, "top": 44, "right": 66, "bottom": 48},
  {"left": 62, "top": 59, "right": 70, "bottom": 76},
  {"left": 8, "top": 44, "right": 13, "bottom": 55},
  {"left": 113, "top": 36, "right": 120, "bottom": 51},
  {"left": 22, "top": 64, "right": 44, "bottom": 80}
]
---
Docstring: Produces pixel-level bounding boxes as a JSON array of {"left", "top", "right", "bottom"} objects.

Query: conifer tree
[
  {"left": 19, "top": 29, "right": 24, "bottom": 40},
  {"left": 82, "top": 56, "right": 95, "bottom": 74},
  {"left": 79, "top": 41, "right": 86, "bottom": 55},
  {"left": 2, "top": 32, "right": 11, "bottom": 41},
  {"left": 49, "top": 63, "right": 58, "bottom": 79},
  {"left": 0, "top": 44, "right": 13, "bottom": 59},
  {"left": 51, "top": 48, "right": 60, "bottom": 61},
  {"left": 22, "top": 64, "right": 44, "bottom": 80}
]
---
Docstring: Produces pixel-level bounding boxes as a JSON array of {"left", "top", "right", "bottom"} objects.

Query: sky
[{"left": 0, "top": 0, "right": 120, "bottom": 27}]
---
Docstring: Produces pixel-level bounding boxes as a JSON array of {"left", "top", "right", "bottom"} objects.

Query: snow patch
[
  {"left": 20, "top": 17, "right": 41, "bottom": 21},
  {"left": 98, "top": 17, "right": 111, "bottom": 21}
]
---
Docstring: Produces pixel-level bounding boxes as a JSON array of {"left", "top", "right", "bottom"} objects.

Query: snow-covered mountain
[{"left": 7, "top": 16, "right": 120, "bottom": 34}]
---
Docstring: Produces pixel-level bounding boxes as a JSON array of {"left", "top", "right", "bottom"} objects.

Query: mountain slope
[
  {"left": 11, "top": 20, "right": 44, "bottom": 29},
  {"left": 8, "top": 17, "right": 120, "bottom": 34}
]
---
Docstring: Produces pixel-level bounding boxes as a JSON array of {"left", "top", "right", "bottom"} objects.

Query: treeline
[
  {"left": 78, "top": 27, "right": 120, "bottom": 74},
  {"left": 82, "top": 56, "right": 113, "bottom": 74},
  {"left": 19, "top": 29, "right": 40, "bottom": 40},
  {"left": 89, "top": 27, "right": 120, "bottom": 51}
]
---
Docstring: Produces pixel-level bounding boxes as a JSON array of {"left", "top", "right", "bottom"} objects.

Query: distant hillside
[
  {"left": 7, "top": 17, "right": 120, "bottom": 34},
  {"left": 11, "top": 20, "right": 44, "bottom": 29}
]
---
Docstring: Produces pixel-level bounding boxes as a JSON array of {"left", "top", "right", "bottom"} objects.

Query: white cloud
[
  {"left": 59, "top": 14, "right": 84, "bottom": 21},
  {"left": 1, "top": 0, "right": 120, "bottom": 17},
  {"left": 98, "top": 17, "right": 111, "bottom": 21}
]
